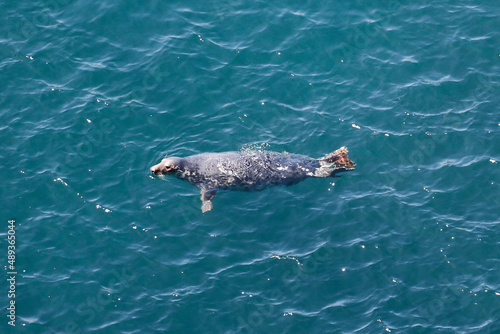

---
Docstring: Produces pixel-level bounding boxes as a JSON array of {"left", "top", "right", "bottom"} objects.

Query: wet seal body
[{"left": 150, "top": 147, "right": 355, "bottom": 212}]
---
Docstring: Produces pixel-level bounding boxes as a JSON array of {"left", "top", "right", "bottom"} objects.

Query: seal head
[{"left": 150, "top": 157, "right": 185, "bottom": 176}]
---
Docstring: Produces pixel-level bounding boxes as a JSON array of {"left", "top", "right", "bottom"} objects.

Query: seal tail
[{"left": 318, "top": 147, "right": 356, "bottom": 169}]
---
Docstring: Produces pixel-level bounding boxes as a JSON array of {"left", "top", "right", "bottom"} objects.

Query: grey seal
[{"left": 150, "top": 147, "right": 355, "bottom": 212}]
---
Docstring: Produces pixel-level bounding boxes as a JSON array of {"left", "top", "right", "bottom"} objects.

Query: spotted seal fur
[{"left": 150, "top": 147, "right": 355, "bottom": 212}]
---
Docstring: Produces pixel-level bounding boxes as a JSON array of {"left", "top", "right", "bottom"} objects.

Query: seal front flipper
[{"left": 200, "top": 189, "right": 217, "bottom": 213}]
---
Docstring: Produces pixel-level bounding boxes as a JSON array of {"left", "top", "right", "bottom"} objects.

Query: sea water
[{"left": 1, "top": 0, "right": 499, "bottom": 332}]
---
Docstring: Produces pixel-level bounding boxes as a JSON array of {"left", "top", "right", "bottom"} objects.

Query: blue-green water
[{"left": 1, "top": 0, "right": 500, "bottom": 333}]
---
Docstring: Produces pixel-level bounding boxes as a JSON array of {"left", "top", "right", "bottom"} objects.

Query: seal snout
[
  {"left": 150, "top": 163, "right": 162, "bottom": 175},
  {"left": 150, "top": 157, "right": 181, "bottom": 176},
  {"left": 150, "top": 165, "right": 159, "bottom": 175}
]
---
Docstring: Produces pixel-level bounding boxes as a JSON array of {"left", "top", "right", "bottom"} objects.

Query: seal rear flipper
[
  {"left": 318, "top": 147, "right": 355, "bottom": 169},
  {"left": 200, "top": 189, "right": 217, "bottom": 213}
]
